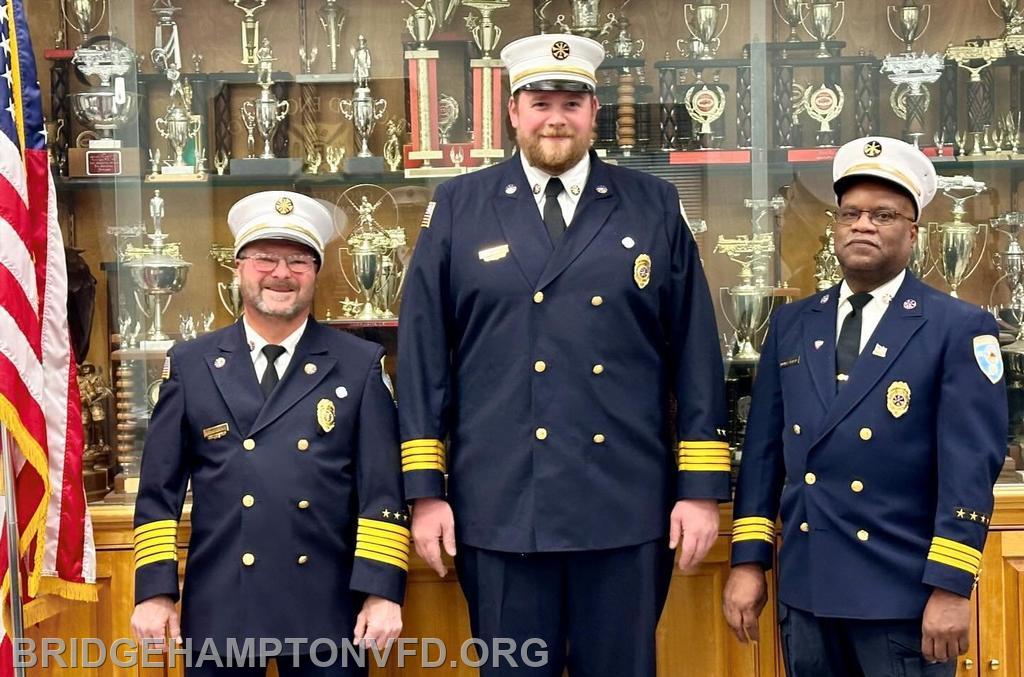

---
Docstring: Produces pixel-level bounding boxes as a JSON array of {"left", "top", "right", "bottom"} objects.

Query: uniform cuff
[
  {"left": 676, "top": 440, "right": 731, "bottom": 500},
  {"left": 135, "top": 560, "right": 181, "bottom": 604},
  {"left": 922, "top": 536, "right": 982, "bottom": 598},
  {"left": 402, "top": 439, "right": 447, "bottom": 500}
]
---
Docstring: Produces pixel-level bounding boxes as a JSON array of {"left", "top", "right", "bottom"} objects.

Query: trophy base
[
  {"left": 670, "top": 149, "right": 751, "bottom": 165},
  {"left": 345, "top": 156, "right": 386, "bottom": 175},
  {"left": 229, "top": 158, "right": 303, "bottom": 176},
  {"left": 69, "top": 148, "right": 141, "bottom": 177},
  {"left": 115, "top": 474, "right": 140, "bottom": 495},
  {"left": 140, "top": 339, "right": 175, "bottom": 352},
  {"left": 405, "top": 165, "right": 468, "bottom": 178},
  {"left": 147, "top": 169, "right": 208, "bottom": 182}
]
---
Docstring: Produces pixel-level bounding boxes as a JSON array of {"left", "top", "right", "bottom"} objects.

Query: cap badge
[
  {"left": 552, "top": 40, "right": 570, "bottom": 60},
  {"left": 863, "top": 140, "right": 882, "bottom": 157},
  {"left": 275, "top": 196, "right": 294, "bottom": 215}
]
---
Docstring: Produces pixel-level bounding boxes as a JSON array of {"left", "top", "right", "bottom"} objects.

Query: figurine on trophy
[
  {"left": 930, "top": 175, "right": 989, "bottom": 298},
  {"left": 228, "top": 0, "right": 272, "bottom": 72},
  {"left": 336, "top": 186, "right": 407, "bottom": 319},
  {"left": 814, "top": 212, "right": 843, "bottom": 291},
  {"left": 383, "top": 118, "right": 406, "bottom": 172},
  {"left": 326, "top": 146, "right": 346, "bottom": 173},
  {"left": 124, "top": 191, "right": 192, "bottom": 348},
  {"left": 351, "top": 34, "right": 371, "bottom": 89}
]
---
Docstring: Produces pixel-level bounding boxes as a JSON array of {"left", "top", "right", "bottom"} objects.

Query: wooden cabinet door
[
  {"left": 656, "top": 535, "right": 779, "bottom": 677},
  {"left": 976, "top": 530, "right": 1024, "bottom": 676}
]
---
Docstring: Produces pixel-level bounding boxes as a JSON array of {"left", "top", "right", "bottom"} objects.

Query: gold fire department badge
[
  {"left": 317, "top": 398, "right": 336, "bottom": 433},
  {"left": 886, "top": 381, "right": 910, "bottom": 419}
]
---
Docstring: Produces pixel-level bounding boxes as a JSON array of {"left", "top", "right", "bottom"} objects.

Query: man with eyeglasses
[
  {"left": 130, "top": 191, "right": 407, "bottom": 676},
  {"left": 723, "top": 136, "right": 1008, "bottom": 676}
]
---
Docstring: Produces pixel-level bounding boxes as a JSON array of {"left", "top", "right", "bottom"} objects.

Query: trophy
[
  {"left": 351, "top": 34, "right": 371, "bottom": 89},
  {"left": 715, "top": 231, "right": 776, "bottom": 363},
  {"left": 340, "top": 87, "right": 387, "bottom": 171},
  {"left": 814, "top": 212, "right": 842, "bottom": 291},
  {"left": 801, "top": 1, "right": 845, "bottom": 59},
  {"left": 465, "top": 0, "right": 509, "bottom": 166},
  {"left": 124, "top": 192, "right": 192, "bottom": 346},
  {"left": 775, "top": 0, "right": 808, "bottom": 43},
  {"left": 992, "top": 212, "right": 1024, "bottom": 323},
  {"left": 242, "top": 41, "right": 290, "bottom": 160},
  {"left": 384, "top": 119, "right": 405, "bottom": 172},
  {"left": 153, "top": 66, "right": 205, "bottom": 179},
  {"left": 555, "top": 0, "right": 615, "bottom": 38},
  {"left": 683, "top": 1, "right": 729, "bottom": 60},
  {"left": 228, "top": 0, "right": 271, "bottom": 72},
  {"left": 930, "top": 176, "right": 988, "bottom": 298},
  {"left": 61, "top": 0, "right": 107, "bottom": 44},
  {"left": 887, "top": 1, "right": 930, "bottom": 54},
  {"left": 69, "top": 42, "right": 139, "bottom": 176},
  {"left": 210, "top": 245, "right": 244, "bottom": 318},
  {"left": 325, "top": 145, "right": 346, "bottom": 173},
  {"left": 404, "top": 0, "right": 444, "bottom": 174},
  {"left": 241, "top": 103, "right": 257, "bottom": 158},
  {"left": 320, "top": 0, "right": 347, "bottom": 73},
  {"left": 151, "top": 0, "right": 182, "bottom": 73},
  {"left": 684, "top": 84, "right": 726, "bottom": 148},
  {"left": 946, "top": 41, "right": 1005, "bottom": 155},
  {"left": 880, "top": 52, "right": 944, "bottom": 148},
  {"left": 801, "top": 83, "right": 843, "bottom": 146},
  {"left": 336, "top": 186, "right": 407, "bottom": 319},
  {"left": 909, "top": 222, "right": 933, "bottom": 278},
  {"left": 990, "top": 0, "right": 1024, "bottom": 38}
]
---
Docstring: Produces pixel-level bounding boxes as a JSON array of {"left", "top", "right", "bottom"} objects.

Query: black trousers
[
  {"left": 779, "top": 603, "right": 957, "bottom": 677},
  {"left": 455, "top": 539, "right": 675, "bottom": 677},
  {"left": 184, "top": 650, "right": 367, "bottom": 677}
]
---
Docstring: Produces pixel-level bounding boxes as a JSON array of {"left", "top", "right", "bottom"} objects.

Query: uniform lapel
[
  {"left": 492, "top": 154, "right": 553, "bottom": 289},
  {"left": 536, "top": 151, "right": 618, "bottom": 292},
  {"left": 812, "top": 273, "right": 927, "bottom": 447},
  {"left": 802, "top": 285, "right": 840, "bottom": 410},
  {"left": 207, "top": 321, "right": 263, "bottom": 436},
  {"left": 249, "top": 318, "right": 337, "bottom": 437}
]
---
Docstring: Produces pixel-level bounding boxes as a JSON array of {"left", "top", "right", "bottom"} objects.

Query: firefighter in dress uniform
[
  {"left": 130, "top": 191, "right": 407, "bottom": 676},
  {"left": 723, "top": 137, "right": 1008, "bottom": 676},
  {"left": 397, "top": 34, "right": 729, "bottom": 676}
]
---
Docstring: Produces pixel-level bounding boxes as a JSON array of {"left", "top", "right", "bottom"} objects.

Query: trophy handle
[
  {"left": 965, "top": 222, "right": 991, "bottom": 282},
  {"left": 337, "top": 247, "right": 363, "bottom": 294},
  {"left": 155, "top": 117, "right": 168, "bottom": 137},
  {"left": 715, "top": 4, "right": 730, "bottom": 40},
  {"left": 339, "top": 98, "right": 353, "bottom": 120},
  {"left": 277, "top": 99, "right": 290, "bottom": 121},
  {"left": 717, "top": 287, "right": 738, "bottom": 334},
  {"left": 710, "top": 36, "right": 721, "bottom": 55},
  {"left": 374, "top": 99, "right": 388, "bottom": 120},
  {"left": 886, "top": 5, "right": 902, "bottom": 43},
  {"left": 240, "top": 99, "right": 256, "bottom": 125},
  {"left": 676, "top": 38, "right": 688, "bottom": 56},
  {"left": 683, "top": 4, "right": 696, "bottom": 38},
  {"left": 832, "top": 1, "right": 845, "bottom": 37},
  {"left": 635, "top": 38, "right": 645, "bottom": 56},
  {"left": 917, "top": 4, "right": 931, "bottom": 42},
  {"left": 133, "top": 290, "right": 152, "bottom": 319}
]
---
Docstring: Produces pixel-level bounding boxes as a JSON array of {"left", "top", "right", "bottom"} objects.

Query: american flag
[{"left": 0, "top": 0, "right": 96, "bottom": 668}]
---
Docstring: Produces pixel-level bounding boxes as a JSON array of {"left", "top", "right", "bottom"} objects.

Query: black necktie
[
  {"left": 543, "top": 178, "right": 566, "bottom": 246},
  {"left": 260, "top": 344, "right": 287, "bottom": 398},
  {"left": 835, "top": 292, "right": 873, "bottom": 389}
]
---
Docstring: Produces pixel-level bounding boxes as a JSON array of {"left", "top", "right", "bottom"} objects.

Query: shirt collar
[
  {"left": 839, "top": 269, "right": 906, "bottom": 307},
  {"left": 520, "top": 151, "right": 591, "bottom": 204},
  {"left": 243, "top": 316, "right": 308, "bottom": 359}
]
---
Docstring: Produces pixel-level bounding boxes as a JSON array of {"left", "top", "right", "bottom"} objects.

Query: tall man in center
[{"left": 398, "top": 34, "right": 729, "bottom": 675}]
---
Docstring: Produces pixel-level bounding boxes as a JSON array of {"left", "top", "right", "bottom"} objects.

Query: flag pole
[{"left": 0, "top": 424, "right": 26, "bottom": 677}]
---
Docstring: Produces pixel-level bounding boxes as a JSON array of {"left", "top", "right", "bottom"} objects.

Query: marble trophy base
[
  {"left": 229, "top": 158, "right": 303, "bottom": 176},
  {"left": 345, "top": 155, "right": 385, "bottom": 175}
]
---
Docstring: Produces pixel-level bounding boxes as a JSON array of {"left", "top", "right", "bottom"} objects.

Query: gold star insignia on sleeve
[
  {"left": 981, "top": 515, "right": 988, "bottom": 524},
  {"left": 956, "top": 508, "right": 966, "bottom": 518},
  {"left": 382, "top": 509, "right": 392, "bottom": 518},
  {"left": 970, "top": 512, "right": 978, "bottom": 521}
]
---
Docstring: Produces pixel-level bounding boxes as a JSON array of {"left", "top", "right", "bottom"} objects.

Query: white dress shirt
[
  {"left": 835, "top": 269, "right": 906, "bottom": 354},
  {"left": 520, "top": 151, "right": 591, "bottom": 227},
  {"left": 243, "top": 317, "right": 308, "bottom": 382}
]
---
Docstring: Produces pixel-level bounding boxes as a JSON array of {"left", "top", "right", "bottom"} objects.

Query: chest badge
[
  {"left": 886, "top": 381, "right": 910, "bottom": 419},
  {"left": 633, "top": 254, "right": 652, "bottom": 289},
  {"left": 317, "top": 398, "right": 336, "bottom": 433}
]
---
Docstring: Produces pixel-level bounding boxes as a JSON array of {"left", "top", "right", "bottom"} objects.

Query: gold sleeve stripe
[
  {"left": 402, "top": 453, "right": 446, "bottom": 465},
  {"left": 357, "top": 518, "right": 412, "bottom": 538},
  {"left": 927, "top": 547, "right": 980, "bottom": 572},
  {"left": 356, "top": 528, "right": 412, "bottom": 548},
  {"left": 135, "top": 552, "right": 178, "bottom": 569},
  {"left": 928, "top": 543, "right": 981, "bottom": 568},
  {"left": 358, "top": 534, "right": 411, "bottom": 555},
  {"left": 133, "top": 530, "right": 178, "bottom": 548},
  {"left": 731, "top": 524, "right": 775, "bottom": 537},
  {"left": 403, "top": 461, "right": 446, "bottom": 472},
  {"left": 355, "top": 542, "right": 410, "bottom": 564},
  {"left": 401, "top": 439, "right": 445, "bottom": 450},
  {"left": 678, "top": 441, "right": 730, "bottom": 450},
  {"left": 927, "top": 552, "right": 979, "bottom": 576},
  {"left": 355, "top": 549, "right": 410, "bottom": 571},
  {"left": 733, "top": 517, "right": 775, "bottom": 529},
  {"left": 401, "top": 451, "right": 445, "bottom": 460},
  {"left": 678, "top": 448, "right": 732, "bottom": 458},
  {"left": 930, "top": 537, "right": 982, "bottom": 563},
  {"left": 678, "top": 461, "right": 731, "bottom": 472},
  {"left": 732, "top": 532, "right": 775, "bottom": 544},
  {"left": 134, "top": 520, "right": 178, "bottom": 538},
  {"left": 134, "top": 543, "right": 177, "bottom": 561}
]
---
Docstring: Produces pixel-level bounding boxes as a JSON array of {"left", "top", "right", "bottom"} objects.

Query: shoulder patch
[
  {"left": 420, "top": 202, "right": 436, "bottom": 229},
  {"left": 973, "top": 334, "right": 1003, "bottom": 384}
]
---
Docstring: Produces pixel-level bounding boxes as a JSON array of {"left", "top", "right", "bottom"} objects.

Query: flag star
[
  {"left": 0, "top": 36, "right": 10, "bottom": 57},
  {"left": 1, "top": 68, "right": 11, "bottom": 87}
]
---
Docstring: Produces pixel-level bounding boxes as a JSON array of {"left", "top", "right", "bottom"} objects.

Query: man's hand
[
  {"left": 921, "top": 587, "right": 971, "bottom": 663},
  {"left": 412, "top": 497, "right": 456, "bottom": 577},
  {"left": 669, "top": 499, "right": 719, "bottom": 571},
  {"left": 722, "top": 563, "right": 768, "bottom": 644},
  {"left": 353, "top": 595, "right": 402, "bottom": 648},
  {"left": 130, "top": 595, "right": 181, "bottom": 651}
]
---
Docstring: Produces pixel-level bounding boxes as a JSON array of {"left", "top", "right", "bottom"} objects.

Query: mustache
[
  {"left": 541, "top": 131, "right": 574, "bottom": 138},
  {"left": 262, "top": 281, "right": 298, "bottom": 292}
]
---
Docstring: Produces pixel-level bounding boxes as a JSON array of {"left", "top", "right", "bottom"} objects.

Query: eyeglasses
[
  {"left": 834, "top": 207, "right": 914, "bottom": 228},
  {"left": 237, "top": 253, "right": 317, "bottom": 274}
]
